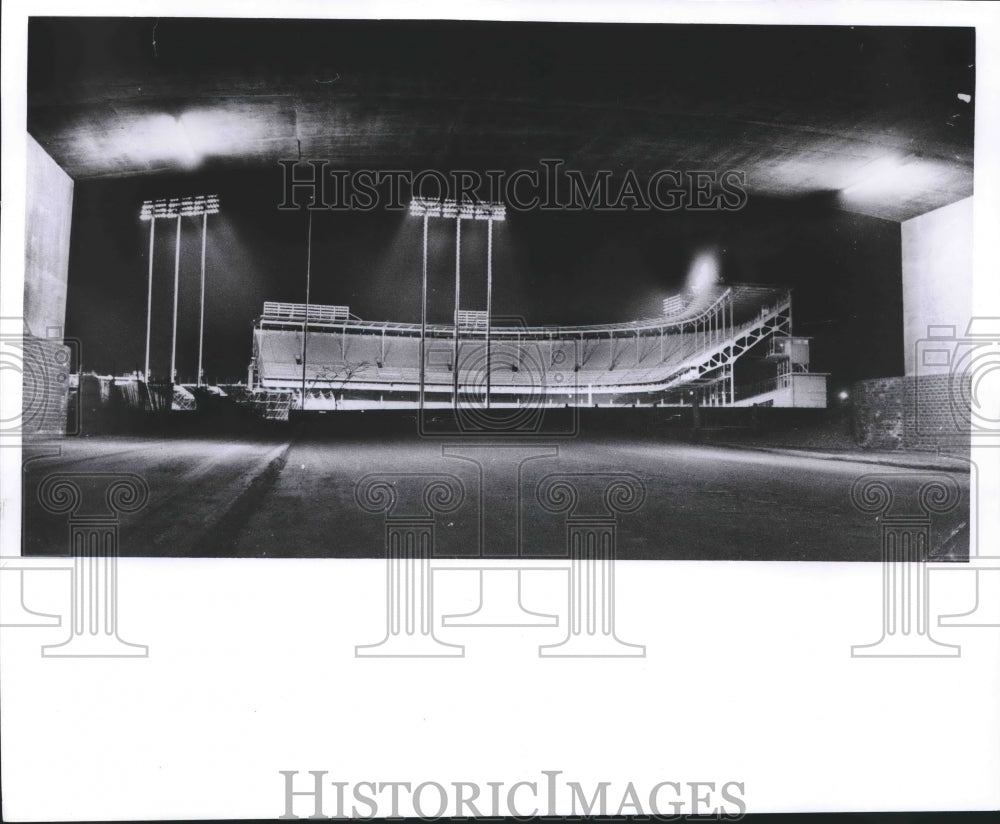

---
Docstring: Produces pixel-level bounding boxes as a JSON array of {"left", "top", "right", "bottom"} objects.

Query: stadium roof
[{"left": 27, "top": 20, "right": 974, "bottom": 223}]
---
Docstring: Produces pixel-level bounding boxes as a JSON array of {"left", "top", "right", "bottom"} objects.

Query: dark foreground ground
[{"left": 21, "top": 421, "right": 972, "bottom": 561}]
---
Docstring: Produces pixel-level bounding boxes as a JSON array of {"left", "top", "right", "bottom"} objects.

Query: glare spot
[{"left": 686, "top": 250, "right": 720, "bottom": 294}]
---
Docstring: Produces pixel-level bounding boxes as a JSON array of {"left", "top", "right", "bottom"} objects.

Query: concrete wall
[
  {"left": 791, "top": 374, "right": 828, "bottom": 407},
  {"left": 24, "top": 135, "right": 74, "bottom": 338},
  {"left": 23, "top": 135, "right": 74, "bottom": 435},
  {"left": 901, "top": 197, "right": 973, "bottom": 375}
]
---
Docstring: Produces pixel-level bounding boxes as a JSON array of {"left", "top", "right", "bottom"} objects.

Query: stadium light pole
[
  {"left": 143, "top": 218, "right": 155, "bottom": 381},
  {"left": 171, "top": 214, "right": 181, "bottom": 385},
  {"left": 420, "top": 212, "right": 428, "bottom": 410},
  {"left": 453, "top": 215, "right": 461, "bottom": 408},
  {"left": 728, "top": 292, "right": 735, "bottom": 404},
  {"left": 486, "top": 214, "right": 494, "bottom": 409},
  {"left": 139, "top": 195, "right": 220, "bottom": 387},
  {"left": 198, "top": 211, "right": 207, "bottom": 386},
  {"left": 301, "top": 210, "right": 314, "bottom": 412},
  {"left": 408, "top": 197, "right": 506, "bottom": 412}
]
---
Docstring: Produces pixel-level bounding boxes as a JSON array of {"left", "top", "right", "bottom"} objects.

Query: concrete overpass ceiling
[{"left": 27, "top": 19, "right": 974, "bottom": 222}]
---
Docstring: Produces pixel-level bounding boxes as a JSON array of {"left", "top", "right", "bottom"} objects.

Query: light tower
[
  {"left": 139, "top": 194, "right": 220, "bottom": 386},
  {"left": 408, "top": 197, "right": 506, "bottom": 410}
]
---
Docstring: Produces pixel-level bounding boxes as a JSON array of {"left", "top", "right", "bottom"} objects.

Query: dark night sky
[
  {"left": 65, "top": 169, "right": 902, "bottom": 389},
  {"left": 43, "top": 18, "right": 964, "bottom": 389}
]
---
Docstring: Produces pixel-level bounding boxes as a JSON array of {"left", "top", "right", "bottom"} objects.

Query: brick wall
[
  {"left": 852, "top": 377, "right": 905, "bottom": 449},
  {"left": 20, "top": 335, "right": 72, "bottom": 436},
  {"left": 852, "top": 374, "right": 972, "bottom": 452}
]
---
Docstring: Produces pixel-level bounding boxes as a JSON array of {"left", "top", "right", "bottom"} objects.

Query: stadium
[{"left": 248, "top": 286, "right": 823, "bottom": 418}]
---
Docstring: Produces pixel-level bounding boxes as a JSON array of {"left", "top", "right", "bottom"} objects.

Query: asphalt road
[{"left": 21, "top": 434, "right": 971, "bottom": 561}]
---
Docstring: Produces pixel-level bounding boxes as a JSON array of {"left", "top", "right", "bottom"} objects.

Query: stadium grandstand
[{"left": 247, "top": 283, "right": 827, "bottom": 417}]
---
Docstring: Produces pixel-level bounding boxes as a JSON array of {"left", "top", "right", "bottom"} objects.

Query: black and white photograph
[
  {"left": 2, "top": 1, "right": 999, "bottom": 821},
  {"left": 17, "top": 18, "right": 979, "bottom": 561}
]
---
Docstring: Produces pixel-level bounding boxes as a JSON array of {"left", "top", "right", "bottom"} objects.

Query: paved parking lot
[{"left": 21, "top": 433, "right": 971, "bottom": 560}]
